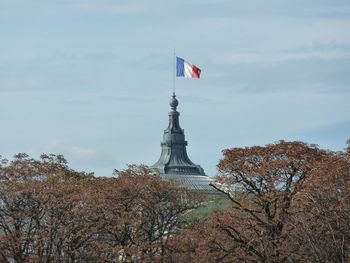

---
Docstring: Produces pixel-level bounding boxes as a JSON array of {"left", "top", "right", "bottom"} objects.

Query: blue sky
[{"left": 1, "top": 0, "right": 350, "bottom": 177}]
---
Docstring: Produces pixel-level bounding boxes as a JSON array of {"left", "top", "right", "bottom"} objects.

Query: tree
[
  {"left": 0, "top": 156, "right": 200, "bottom": 262},
  {"left": 293, "top": 150, "right": 350, "bottom": 262},
  {"left": 0, "top": 153, "right": 93, "bottom": 262},
  {"left": 204, "top": 141, "right": 330, "bottom": 262},
  {"left": 3, "top": 140, "right": 347, "bottom": 262},
  {"left": 178, "top": 140, "right": 350, "bottom": 263},
  {"left": 82, "top": 165, "right": 201, "bottom": 262}
]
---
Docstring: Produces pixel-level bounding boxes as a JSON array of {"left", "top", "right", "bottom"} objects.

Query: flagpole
[{"left": 173, "top": 49, "right": 176, "bottom": 94}]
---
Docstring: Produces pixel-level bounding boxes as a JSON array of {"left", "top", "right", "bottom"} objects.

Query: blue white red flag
[{"left": 176, "top": 57, "right": 201, "bottom": 78}]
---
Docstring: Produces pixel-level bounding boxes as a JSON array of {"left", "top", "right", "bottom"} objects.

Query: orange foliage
[
  {"left": 174, "top": 141, "right": 350, "bottom": 263},
  {"left": 1, "top": 140, "right": 349, "bottom": 262},
  {"left": 0, "top": 157, "right": 200, "bottom": 262}
]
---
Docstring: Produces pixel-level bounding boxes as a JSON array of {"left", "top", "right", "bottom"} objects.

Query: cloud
[
  {"left": 0, "top": 0, "right": 143, "bottom": 14},
  {"left": 307, "top": 4, "right": 350, "bottom": 17},
  {"left": 30, "top": 140, "right": 62, "bottom": 154},
  {"left": 51, "top": 51, "right": 119, "bottom": 62},
  {"left": 68, "top": 146, "right": 96, "bottom": 160},
  {"left": 29, "top": 141, "right": 118, "bottom": 175},
  {"left": 0, "top": 0, "right": 164, "bottom": 16},
  {"left": 183, "top": 15, "right": 350, "bottom": 52},
  {"left": 0, "top": 75, "right": 48, "bottom": 91},
  {"left": 211, "top": 46, "right": 350, "bottom": 64},
  {"left": 0, "top": 50, "right": 119, "bottom": 63},
  {"left": 64, "top": 93, "right": 155, "bottom": 106},
  {"left": 65, "top": 1, "right": 147, "bottom": 15},
  {"left": 181, "top": 95, "right": 216, "bottom": 104},
  {"left": 294, "top": 121, "right": 350, "bottom": 151},
  {"left": 203, "top": 61, "right": 350, "bottom": 95}
]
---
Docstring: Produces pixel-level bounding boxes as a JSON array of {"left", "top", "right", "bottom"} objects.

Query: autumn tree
[
  {"left": 0, "top": 153, "right": 94, "bottom": 262},
  {"left": 0, "top": 156, "right": 200, "bottom": 262},
  {"left": 80, "top": 165, "right": 201, "bottom": 262},
  {"left": 3, "top": 141, "right": 347, "bottom": 262},
  {"left": 197, "top": 141, "right": 331, "bottom": 262},
  {"left": 293, "top": 149, "right": 350, "bottom": 262}
]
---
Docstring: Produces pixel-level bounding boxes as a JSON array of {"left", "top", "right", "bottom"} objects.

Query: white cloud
[
  {"left": 64, "top": 1, "right": 148, "bottom": 15},
  {"left": 0, "top": 77, "right": 46, "bottom": 91},
  {"left": 30, "top": 140, "right": 62, "bottom": 154},
  {"left": 67, "top": 146, "right": 96, "bottom": 159},
  {"left": 28, "top": 141, "right": 119, "bottom": 176},
  {"left": 0, "top": 0, "right": 163, "bottom": 16},
  {"left": 30, "top": 141, "right": 98, "bottom": 163},
  {"left": 185, "top": 16, "right": 350, "bottom": 52},
  {"left": 211, "top": 50, "right": 350, "bottom": 65}
]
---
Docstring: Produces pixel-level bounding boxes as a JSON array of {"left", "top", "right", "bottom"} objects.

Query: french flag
[{"left": 176, "top": 57, "right": 201, "bottom": 78}]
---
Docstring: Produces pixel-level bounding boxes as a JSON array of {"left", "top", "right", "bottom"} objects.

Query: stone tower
[{"left": 150, "top": 93, "right": 215, "bottom": 194}]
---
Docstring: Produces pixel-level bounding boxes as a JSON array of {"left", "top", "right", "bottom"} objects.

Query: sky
[{"left": 1, "top": 0, "right": 350, "bottom": 177}]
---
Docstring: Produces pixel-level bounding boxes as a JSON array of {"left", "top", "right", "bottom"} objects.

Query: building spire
[
  {"left": 150, "top": 93, "right": 217, "bottom": 194},
  {"left": 150, "top": 93, "right": 205, "bottom": 176}
]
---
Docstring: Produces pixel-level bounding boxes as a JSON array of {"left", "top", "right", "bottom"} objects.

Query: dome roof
[{"left": 150, "top": 93, "right": 218, "bottom": 194}]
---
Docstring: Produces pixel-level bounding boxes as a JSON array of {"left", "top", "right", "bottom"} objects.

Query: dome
[{"left": 151, "top": 93, "right": 218, "bottom": 195}]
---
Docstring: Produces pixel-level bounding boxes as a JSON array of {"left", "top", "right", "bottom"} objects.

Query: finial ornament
[{"left": 169, "top": 92, "right": 178, "bottom": 111}]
